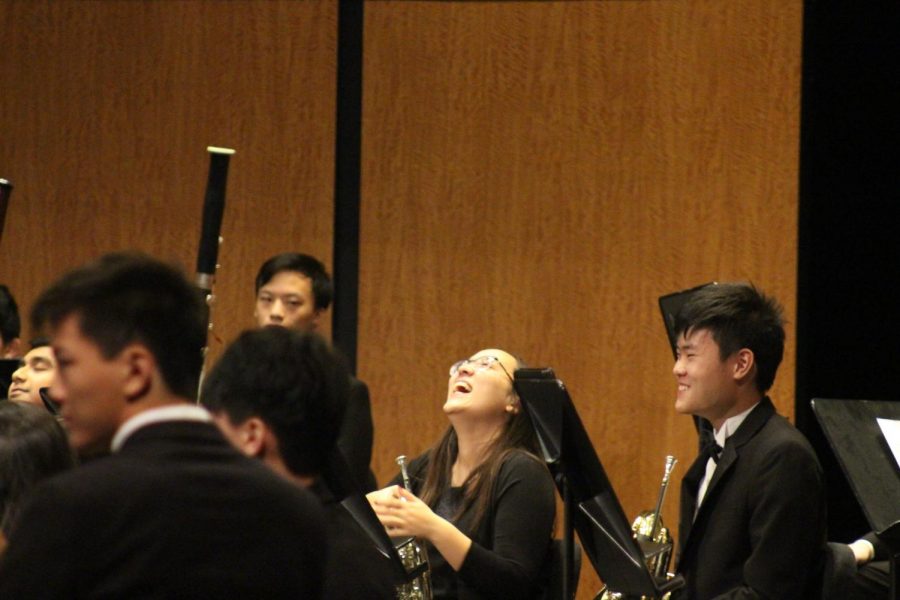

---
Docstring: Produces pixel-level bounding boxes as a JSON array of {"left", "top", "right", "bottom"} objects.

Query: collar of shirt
[
  {"left": 713, "top": 400, "right": 760, "bottom": 448},
  {"left": 111, "top": 404, "right": 212, "bottom": 453},
  {"left": 695, "top": 400, "right": 761, "bottom": 516}
]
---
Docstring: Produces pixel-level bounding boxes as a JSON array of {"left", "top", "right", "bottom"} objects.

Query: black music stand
[
  {"left": 812, "top": 398, "right": 900, "bottom": 600},
  {"left": 324, "top": 450, "right": 411, "bottom": 585},
  {"left": 658, "top": 282, "right": 717, "bottom": 358},
  {"left": 658, "top": 282, "right": 717, "bottom": 439},
  {"left": 514, "top": 368, "right": 684, "bottom": 600}
]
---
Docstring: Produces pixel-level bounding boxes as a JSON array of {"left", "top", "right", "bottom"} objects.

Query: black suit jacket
[
  {"left": 0, "top": 420, "right": 328, "bottom": 599},
  {"left": 676, "top": 397, "right": 827, "bottom": 599},
  {"left": 337, "top": 376, "right": 376, "bottom": 491}
]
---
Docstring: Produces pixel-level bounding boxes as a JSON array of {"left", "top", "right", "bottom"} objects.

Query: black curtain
[{"left": 797, "top": 0, "right": 900, "bottom": 542}]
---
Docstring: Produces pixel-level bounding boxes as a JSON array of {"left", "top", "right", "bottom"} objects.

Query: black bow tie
[{"left": 699, "top": 427, "right": 723, "bottom": 464}]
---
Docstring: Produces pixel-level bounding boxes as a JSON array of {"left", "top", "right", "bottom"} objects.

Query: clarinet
[
  {"left": 195, "top": 147, "right": 235, "bottom": 396},
  {"left": 0, "top": 178, "right": 12, "bottom": 248}
]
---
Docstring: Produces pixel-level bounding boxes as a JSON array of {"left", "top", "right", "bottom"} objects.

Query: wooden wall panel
[
  {"left": 360, "top": 2, "right": 801, "bottom": 597},
  {"left": 0, "top": 1, "right": 337, "bottom": 359},
  {"left": 2, "top": 0, "right": 803, "bottom": 596}
]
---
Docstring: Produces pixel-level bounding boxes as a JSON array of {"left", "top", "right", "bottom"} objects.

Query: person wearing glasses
[
  {"left": 7, "top": 338, "right": 57, "bottom": 410},
  {"left": 368, "top": 348, "right": 556, "bottom": 600}
]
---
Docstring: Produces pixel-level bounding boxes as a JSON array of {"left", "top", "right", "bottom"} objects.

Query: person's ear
[
  {"left": 241, "top": 417, "right": 269, "bottom": 458},
  {"left": 311, "top": 309, "right": 323, "bottom": 331},
  {"left": 732, "top": 348, "right": 755, "bottom": 382},
  {"left": 120, "top": 344, "right": 154, "bottom": 402}
]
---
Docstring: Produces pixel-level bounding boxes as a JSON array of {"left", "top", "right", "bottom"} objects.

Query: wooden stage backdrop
[{"left": 1, "top": 2, "right": 801, "bottom": 598}]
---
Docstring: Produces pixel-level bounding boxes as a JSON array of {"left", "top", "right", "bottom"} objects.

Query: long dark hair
[
  {"left": 0, "top": 402, "right": 76, "bottom": 535},
  {"left": 418, "top": 355, "right": 543, "bottom": 533}
]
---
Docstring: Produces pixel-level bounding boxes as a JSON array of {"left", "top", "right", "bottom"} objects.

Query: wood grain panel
[
  {"left": 0, "top": 0, "right": 337, "bottom": 361},
  {"left": 360, "top": 2, "right": 802, "bottom": 597}
]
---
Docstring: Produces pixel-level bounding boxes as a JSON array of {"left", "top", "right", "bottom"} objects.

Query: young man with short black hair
[
  {"left": 254, "top": 252, "right": 376, "bottom": 491},
  {"left": 672, "top": 282, "right": 826, "bottom": 599},
  {"left": 203, "top": 326, "right": 395, "bottom": 599}
]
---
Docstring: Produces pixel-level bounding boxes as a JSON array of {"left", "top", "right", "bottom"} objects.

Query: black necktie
[{"left": 699, "top": 427, "right": 723, "bottom": 464}]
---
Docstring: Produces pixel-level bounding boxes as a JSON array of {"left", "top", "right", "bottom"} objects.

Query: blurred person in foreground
[
  {"left": 0, "top": 401, "right": 75, "bottom": 553},
  {"left": 202, "top": 326, "right": 395, "bottom": 599},
  {"left": 0, "top": 252, "right": 328, "bottom": 598}
]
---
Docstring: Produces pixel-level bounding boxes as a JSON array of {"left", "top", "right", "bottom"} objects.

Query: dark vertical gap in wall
[
  {"left": 332, "top": 0, "right": 363, "bottom": 374},
  {"left": 797, "top": 1, "right": 900, "bottom": 542}
]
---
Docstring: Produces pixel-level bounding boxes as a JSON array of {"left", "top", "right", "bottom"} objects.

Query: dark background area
[{"left": 797, "top": 0, "right": 900, "bottom": 542}]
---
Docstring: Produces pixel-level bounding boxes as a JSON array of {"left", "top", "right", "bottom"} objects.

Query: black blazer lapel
[
  {"left": 692, "top": 399, "right": 775, "bottom": 509},
  {"left": 677, "top": 398, "right": 777, "bottom": 563}
]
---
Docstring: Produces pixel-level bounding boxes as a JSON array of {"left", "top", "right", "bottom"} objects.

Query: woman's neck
[{"left": 451, "top": 423, "right": 498, "bottom": 486}]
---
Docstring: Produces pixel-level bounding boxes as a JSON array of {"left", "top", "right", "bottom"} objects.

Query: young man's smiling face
[{"left": 673, "top": 328, "right": 743, "bottom": 427}]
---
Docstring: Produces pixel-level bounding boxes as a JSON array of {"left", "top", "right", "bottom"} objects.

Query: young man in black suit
[
  {"left": 671, "top": 282, "right": 826, "bottom": 599},
  {"left": 0, "top": 253, "right": 328, "bottom": 598},
  {"left": 202, "top": 326, "right": 396, "bottom": 599},
  {"left": 254, "top": 252, "right": 376, "bottom": 491}
]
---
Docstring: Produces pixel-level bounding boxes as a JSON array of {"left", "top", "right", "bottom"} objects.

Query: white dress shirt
[
  {"left": 111, "top": 403, "right": 212, "bottom": 452},
  {"left": 695, "top": 401, "right": 760, "bottom": 516}
]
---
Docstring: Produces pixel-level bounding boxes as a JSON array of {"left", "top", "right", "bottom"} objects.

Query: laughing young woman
[{"left": 369, "top": 348, "right": 556, "bottom": 600}]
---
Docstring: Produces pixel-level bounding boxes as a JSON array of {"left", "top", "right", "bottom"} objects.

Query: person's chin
[
  {"left": 442, "top": 398, "right": 465, "bottom": 415},
  {"left": 71, "top": 434, "right": 110, "bottom": 459},
  {"left": 674, "top": 396, "right": 694, "bottom": 415}
]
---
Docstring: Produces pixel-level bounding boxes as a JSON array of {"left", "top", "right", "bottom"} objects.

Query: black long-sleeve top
[{"left": 392, "top": 449, "right": 556, "bottom": 600}]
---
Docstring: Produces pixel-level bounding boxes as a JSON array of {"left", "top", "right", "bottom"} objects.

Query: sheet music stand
[
  {"left": 658, "top": 282, "right": 717, "bottom": 359},
  {"left": 811, "top": 398, "right": 900, "bottom": 600},
  {"left": 658, "top": 282, "right": 717, "bottom": 439},
  {"left": 323, "top": 450, "right": 410, "bottom": 585},
  {"left": 514, "top": 368, "right": 684, "bottom": 599}
]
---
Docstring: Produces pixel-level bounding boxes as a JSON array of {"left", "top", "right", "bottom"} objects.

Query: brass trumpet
[
  {"left": 597, "top": 455, "right": 678, "bottom": 600},
  {"left": 394, "top": 455, "right": 433, "bottom": 600}
]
